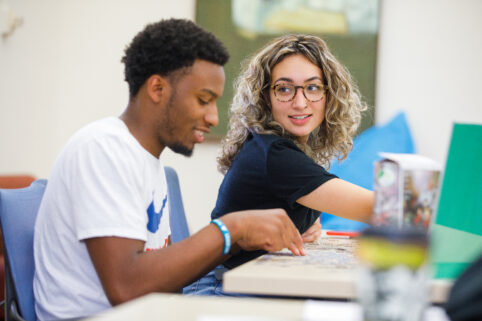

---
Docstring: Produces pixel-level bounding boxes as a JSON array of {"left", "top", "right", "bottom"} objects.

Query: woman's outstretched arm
[{"left": 297, "top": 178, "right": 374, "bottom": 223}]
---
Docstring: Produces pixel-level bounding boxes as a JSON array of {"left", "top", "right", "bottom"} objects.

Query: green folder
[{"left": 431, "top": 123, "right": 482, "bottom": 279}]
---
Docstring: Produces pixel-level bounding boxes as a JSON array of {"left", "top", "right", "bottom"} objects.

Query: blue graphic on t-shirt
[{"left": 146, "top": 195, "right": 167, "bottom": 233}]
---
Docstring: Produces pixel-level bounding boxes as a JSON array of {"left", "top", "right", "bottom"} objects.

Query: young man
[{"left": 33, "top": 19, "right": 305, "bottom": 320}]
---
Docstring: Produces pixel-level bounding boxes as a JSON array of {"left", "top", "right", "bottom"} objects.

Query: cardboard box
[{"left": 373, "top": 153, "right": 442, "bottom": 230}]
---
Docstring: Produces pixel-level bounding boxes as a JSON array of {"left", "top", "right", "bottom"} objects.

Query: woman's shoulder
[
  {"left": 252, "top": 133, "right": 296, "bottom": 148},
  {"left": 251, "top": 133, "right": 302, "bottom": 154},
  {"left": 234, "top": 133, "right": 303, "bottom": 165}
]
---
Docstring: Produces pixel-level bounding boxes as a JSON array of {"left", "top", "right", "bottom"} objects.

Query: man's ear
[{"left": 146, "top": 74, "right": 168, "bottom": 104}]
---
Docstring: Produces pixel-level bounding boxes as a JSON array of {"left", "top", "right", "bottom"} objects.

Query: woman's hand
[{"left": 301, "top": 217, "right": 321, "bottom": 243}]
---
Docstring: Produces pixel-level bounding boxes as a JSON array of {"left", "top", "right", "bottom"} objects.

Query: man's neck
[{"left": 120, "top": 100, "right": 164, "bottom": 158}]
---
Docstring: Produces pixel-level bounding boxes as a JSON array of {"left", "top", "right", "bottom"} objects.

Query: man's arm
[
  {"left": 297, "top": 178, "right": 374, "bottom": 223},
  {"left": 86, "top": 208, "right": 304, "bottom": 306}
]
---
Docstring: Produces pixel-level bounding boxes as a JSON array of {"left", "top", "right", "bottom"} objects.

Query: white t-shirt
[{"left": 33, "top": 117, "right": 171, "bottom": 320}]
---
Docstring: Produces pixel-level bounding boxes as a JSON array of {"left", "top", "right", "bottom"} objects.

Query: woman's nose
[{"left": 292, "top": 88, "right": 308, "bottom": 108}]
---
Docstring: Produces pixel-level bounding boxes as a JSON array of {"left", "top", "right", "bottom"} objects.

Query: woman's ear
[{"left": 146, "top": 75, "right": 167, "bottom": 103}]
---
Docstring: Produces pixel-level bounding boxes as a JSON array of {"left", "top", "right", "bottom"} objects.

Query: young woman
[{"left": 184, "top": 34, "right": 374, "bottom": 296}]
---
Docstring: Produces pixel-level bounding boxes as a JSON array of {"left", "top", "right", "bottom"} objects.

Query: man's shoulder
[
  {"left": 58, "top": 117, "right": 148, "bottom": 167},
  {"left": 71, "top": 117, "right": 127, "bottom": 141},
  {"left": 65, "top": 117, "right": 136, "bottom": 151}
]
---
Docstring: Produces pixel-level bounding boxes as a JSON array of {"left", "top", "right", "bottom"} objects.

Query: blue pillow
[{"left": 322, "top": 112, "right": 415, "bottom": 231}]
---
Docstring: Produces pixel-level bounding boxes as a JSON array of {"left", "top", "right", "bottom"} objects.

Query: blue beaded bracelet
[{"left": 211, "top": 219, "right": 231, "bottom": 255}]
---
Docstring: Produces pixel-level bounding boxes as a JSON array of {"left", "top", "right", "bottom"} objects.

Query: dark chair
[
  {"left": 165, "top": 166, "right": 190, "bottom": 243},
  {"left": 0, "top": 179, "right": 47, "bottom": 321}
]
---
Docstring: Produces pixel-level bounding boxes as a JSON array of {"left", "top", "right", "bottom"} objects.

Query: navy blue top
[{"left": 211, "top": 133, "right": 337, "bottom": 269}]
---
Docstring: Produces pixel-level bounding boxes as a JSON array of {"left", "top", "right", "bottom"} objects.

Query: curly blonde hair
[{"left": 218, "top": 34, "right": 367, "bottom": 174}]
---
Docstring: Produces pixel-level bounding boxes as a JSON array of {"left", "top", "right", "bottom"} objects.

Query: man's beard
[
  {"left": 164, "top": 88, "right": 193, "bottom": 157},
  {"left": 168, "top": 143, "right": 193, "bottom": 157}
]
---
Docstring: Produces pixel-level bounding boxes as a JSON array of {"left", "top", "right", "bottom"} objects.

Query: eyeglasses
[{"left": 271, "top": 83, "right": 326, "bottom": 102}]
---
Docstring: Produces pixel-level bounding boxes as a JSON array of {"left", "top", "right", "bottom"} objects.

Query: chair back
[
  {"left": 165, "top": 167, "right": 190, "bottom": 243},
  {"left": 0, "top": 179, "right": 47, "bottom": 321}
]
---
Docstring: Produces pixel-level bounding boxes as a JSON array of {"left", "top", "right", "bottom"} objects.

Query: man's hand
[
  {"left": 222, "top": 209, "right": 305, "bottom": 256},
  {"left": 301, "top": 217, "right": 321, "bottom": 243}
]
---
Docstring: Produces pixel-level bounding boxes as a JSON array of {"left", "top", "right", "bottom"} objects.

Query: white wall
[
  {"left": 1, "top": 0, "right": 481, "bottom": 234},
  {"left": 376, "top": 0, "right": 482, "bottom": 165}
]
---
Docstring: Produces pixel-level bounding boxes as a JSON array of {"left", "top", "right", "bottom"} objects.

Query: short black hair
[{"left": 122, "top": 18, "right": 230, "bottom": 98}]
